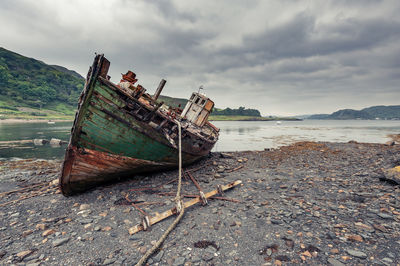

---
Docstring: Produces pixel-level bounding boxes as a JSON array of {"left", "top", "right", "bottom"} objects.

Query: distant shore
[
  {"left": 208, "top": 115, "right": 302, "bottom": 121},
  {"left": 0, "top": 118, "right": 73, "bottom": 124},
  {"left": 0, "top": 116, "right": 301, "bottom": 123}
]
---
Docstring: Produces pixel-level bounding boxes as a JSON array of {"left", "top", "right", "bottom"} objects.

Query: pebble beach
[{"left": 1, "top": 141, "right": 399, "bottom": 265}]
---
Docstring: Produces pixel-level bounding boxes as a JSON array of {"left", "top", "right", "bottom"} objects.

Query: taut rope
[{"left": 136, "top": 120, "right": 185, "bottom": 266}]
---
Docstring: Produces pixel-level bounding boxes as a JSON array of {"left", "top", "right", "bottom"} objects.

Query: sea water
[{"left": 0, "top": 120, "right": 399, "bottom": 159}]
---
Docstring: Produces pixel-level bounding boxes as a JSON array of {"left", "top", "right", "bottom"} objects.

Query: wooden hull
[{"left": 60, "top": 55, "right": 218, "bottom": 195}]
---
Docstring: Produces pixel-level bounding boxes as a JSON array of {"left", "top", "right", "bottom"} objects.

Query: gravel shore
[{"left": 1, "top": 141, "right": 399, "bottom": 265}]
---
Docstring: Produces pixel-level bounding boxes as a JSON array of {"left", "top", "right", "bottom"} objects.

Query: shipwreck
[{"left": 59, "top": 54, "right": 219, "bottom": 195}]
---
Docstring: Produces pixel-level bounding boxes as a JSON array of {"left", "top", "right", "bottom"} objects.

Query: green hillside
[
  {"left": 158, "top": 95, "right": 187, "bottom": 108},
  {"left": 0, "top": 47, "right": 84, "bottom": 117},
  {"left": 308, "top": 105, "right": 400, "bottom": 120},
  {"left": 362, "top": 105, "right": 400, "bottom": 119},
  {"left": 329, "top": 109, "right": 373, "bottom": 120}
]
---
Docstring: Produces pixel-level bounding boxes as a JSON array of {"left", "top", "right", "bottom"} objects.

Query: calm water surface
[
  {"left": 0, "top": 120, "right": 399, "bottom": 159},
  {"left": 0, "top": 121, "right": 72, "bottom": 159},
  {"left": 212, "top": 120, "right": 400, "bottom": 152}
]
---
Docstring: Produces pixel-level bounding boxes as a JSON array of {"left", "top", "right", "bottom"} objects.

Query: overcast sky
[{"left": 1, "top": 0, "right": 399, "bottom": 116}]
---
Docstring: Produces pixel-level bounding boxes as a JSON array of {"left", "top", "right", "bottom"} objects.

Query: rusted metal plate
[{"left": 204, "top": 100, "right": 214, "bottom": 111}]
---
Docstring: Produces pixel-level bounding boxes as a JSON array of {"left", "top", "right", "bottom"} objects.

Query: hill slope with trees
[
  {"left": 0, "top": 47, "right": 84, "bottom": 115},
  {"left": 308, "top": 105, "right": 400, "bottom": 120}
]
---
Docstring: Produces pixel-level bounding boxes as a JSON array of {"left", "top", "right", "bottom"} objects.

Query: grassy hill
[
  {"left": 0, "top": 47, "right": 84, "bottom": 119},
  {"left": 158, "top": 95, "right": 187, "bottom": 108},
  {"left": 362, "top": 105, "right": 400, "bottom": 119},
  {"left": 308, "top": 105, "right": 400, "bottom": 120}
]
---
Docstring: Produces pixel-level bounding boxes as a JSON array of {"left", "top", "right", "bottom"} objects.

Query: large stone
[
  {"left": 377, "top": 213, "right": 393, "bottom": 219},
  {"left": 78, "top": 218, "right": 93, "bottom": 224},
  {"left": 327, "top": 258, "right": 345, "bottom": 266},
  {"left": 202, "top": 252, "right": 214, "bottom": 262},
  {"left": 52, "top": 237, "right": 70, "bottom": 247},
  {"left": 79, "top": 204, "right": 90, "bottom": 211},
  {"left": 103, "top": 258, "right": 116, "bottom": 265},
  {"left": 35, "top": 223, "right": 47, "bottom": 230},
  {"left": 173, "top": 257, "right": 185, "bottom": 266},
  {"left": 42, "top": 229, "right": 56, "bottom": 237},
  {"left": 153, "top": 250, "right": 164, "bottom": 262},
  {"left": 346, "top": 249, "right": 367, "bottom": 259},
  {"left": 33, "top": 139, "right": 49, "bottom": 146},
  {"left": 50, "top": 138, "right": 66, "bottom": 146},
  {"left": 382, "top": 166, "right": 400, "bottom": 185},
  {"left": 22, "top": 230, "right": 33, "bottom": 237},
  {"left": 16, "top": 250, "right": 33, "bottom": 260}
]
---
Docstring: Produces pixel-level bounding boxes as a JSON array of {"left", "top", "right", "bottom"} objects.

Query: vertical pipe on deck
[{"left": 153, "top": 79, "right": 167, "bottom": 101}]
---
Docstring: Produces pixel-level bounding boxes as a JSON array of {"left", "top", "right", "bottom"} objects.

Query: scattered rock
[
  {"left": 327, "top": 258, "right": 345, "bottom": 266},
  {"left": 377, "top": 213, "right": 393, "bottom": 219},
  {"left": 16, "top": 250, "right": 33, "bottom": 260},
  {"left": 382, "top": 257, "right": 393, "bottom": 263},
  {"left": 79, "top": 204, "right": 90, "bottom": 210},
  {"left": 1, "top": 142, "right": 399, "bottom": 265},
  {"left": 52, "top": 237, "right": 70, "bottom": 247},
  {"left": 346, "top": 249, "right": 367, "bottom": 259},
  {"left": 382, "top": 166, "right": 400, "bottom": 185},
  {"left": 103, "top": 258, "right": 116, "bottom": 265},
  {"left": 49, "top": 179, "right": 59, "bottom": 186},
  {"left": 202, "top": 252, "right": 214, "bottom": 262},
  {"left": 373, "top": 224, "right": 387, "bottom": 232},
  {"left": 78, "top": 218, "right": 93, "bottom": 224},
  {"left": 22, "top": 229, "right": 33, "bottom": 237},
  {"left": 173, "top": 256, "right": 185, "bottom": 266},
  {"left": 346, "top": 234, "right": 363, "bottom": 242},
  {"left": 33, "top": 139, "right": 49, "bottom": 146},
  {"left": 153, "top": 250, "right": 164, "bottom": 262},
  {"left": 102, "top": 226, "right": 112, "bottom": 232},
  {"left": 139, "top": 246, "right": 147, "bottom": 254},
  {"left": 42, "top": 229, "right": 56, "bottom": 237},
  {"left": 49, "top": 138, "right": 66, "bottom": 146}
]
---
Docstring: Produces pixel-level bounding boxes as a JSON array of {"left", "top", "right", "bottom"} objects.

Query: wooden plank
[{"left": 128, "top": 180, "right": 242, "bottom": 234}]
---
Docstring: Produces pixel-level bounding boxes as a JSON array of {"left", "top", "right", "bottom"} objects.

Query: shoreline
[
  {"left": 0, "top": 118, "right": 73, "bottom": 124},
  {"left": 0, "top": 141, "right": 399, "bottom": 265}
]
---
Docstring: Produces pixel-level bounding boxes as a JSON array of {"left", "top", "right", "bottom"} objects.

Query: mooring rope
[{"left": 136, "top": 120, "right": 185, "bottom": 266}]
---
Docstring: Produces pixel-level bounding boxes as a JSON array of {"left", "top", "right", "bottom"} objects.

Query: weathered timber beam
[{"left": 128, "top": 180, "right": 242, "bottom": 235}]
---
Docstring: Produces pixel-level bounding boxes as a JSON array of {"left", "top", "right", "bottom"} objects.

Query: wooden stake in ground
[{"left": 128, "top": 180, "right": 242, "bottom": 235}]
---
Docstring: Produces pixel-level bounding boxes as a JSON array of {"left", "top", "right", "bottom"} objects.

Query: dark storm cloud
[
  {"left": 0, "top": 0, "right": 399, "bottom": 115},
  {"left": 212, "top": 14, "right": 400, "bottom": 71}
]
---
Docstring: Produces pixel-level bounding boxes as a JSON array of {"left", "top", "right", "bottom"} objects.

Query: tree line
[{"left": 212, "top": 106, "right": 261, "bottom": 117}]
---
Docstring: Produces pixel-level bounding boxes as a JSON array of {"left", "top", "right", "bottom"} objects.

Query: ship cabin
[{"left": 181, "top": 92, "right": 214, "bottom": 127}]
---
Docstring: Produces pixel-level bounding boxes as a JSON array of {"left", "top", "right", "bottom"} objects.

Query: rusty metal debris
[
  {"left": 125, "top": 194, "right": 149, "bottom": 217},
  {"left": 0, "top": 180, "right": 59, "bottom": 207},
  {"left": 185, "top": 171, "right": 207, "bottom": 205}
]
